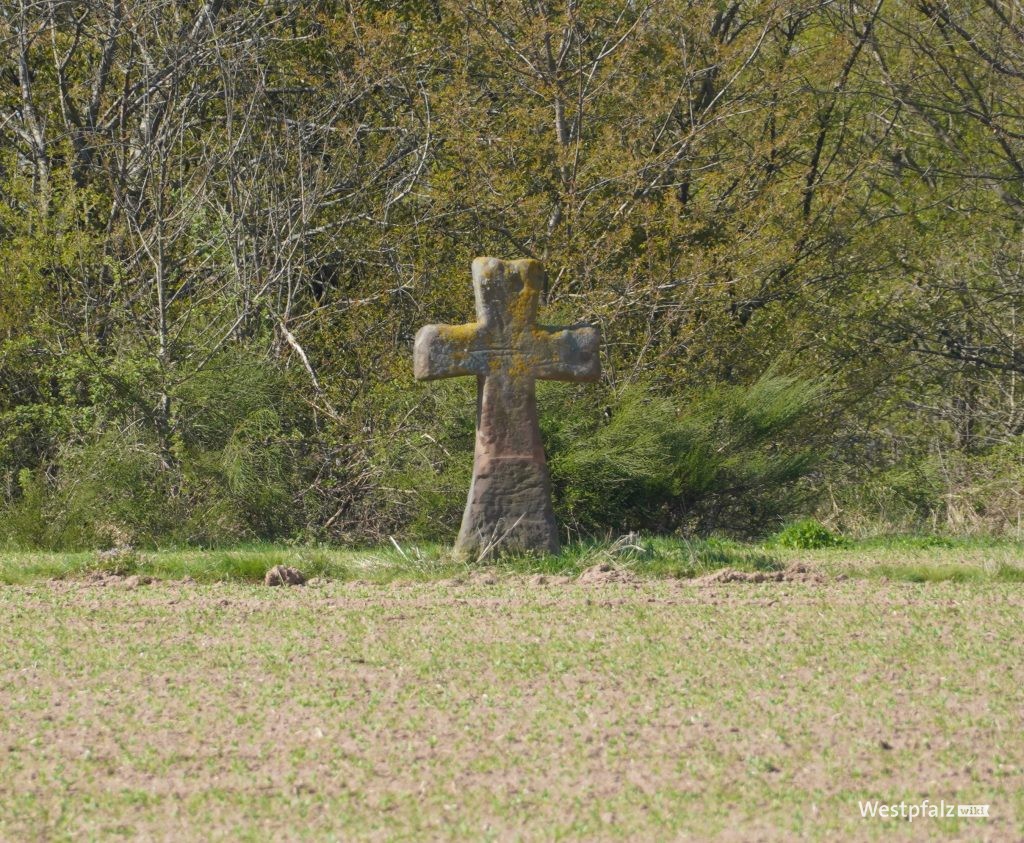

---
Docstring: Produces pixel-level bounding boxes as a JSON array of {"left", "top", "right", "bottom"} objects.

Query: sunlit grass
[
  {"left": 0, "top": 537, "right": 778, "bottom": 585},
  {"left": 2, "top": 533, "right": 1022, "bottom": 585}
]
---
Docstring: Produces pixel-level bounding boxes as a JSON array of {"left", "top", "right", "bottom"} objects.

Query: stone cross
[{"left": 414, "top": 257, "right": 600, "bottom": 560}]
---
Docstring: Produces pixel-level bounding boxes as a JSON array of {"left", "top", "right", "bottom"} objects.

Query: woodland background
[{"left": 2, "top": 0, "right": 1024, "bottom": 548}]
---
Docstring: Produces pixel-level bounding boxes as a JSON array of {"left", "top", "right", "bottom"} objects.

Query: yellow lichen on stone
[
  {"left": 506, "top": 262, "right": 540, "bottom": 330},
  {"left": 513, "top": 258, "right": 544, "bottom": 288},
  {"left": 440, "top": 322, "right": 480, "bottom": 344},
  {"left": 507, "top": 352, "right": 534, "bottom": 378},
  {"left": 508, "top": 287, "right": 534, "bottom": 329}
]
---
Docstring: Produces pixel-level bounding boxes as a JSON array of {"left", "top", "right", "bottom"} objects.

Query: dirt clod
[
  {"left": 525, "top": 574, "right": 572, "bottom": 586},
  {"left": 699, "top": 569, "right": 786, "bottom": 584},
  {"left": 84, "top": 571, "right": 148, "bottom": 588},
  {"left": 695, "top": 565, "right": 827, "bottom": 586},
  {"left": 784, "top": 563, "right": 827, "bottom": 584},
  {"left": 578, "top": 563, "right": 640, "bottom": 585},
  {"left": 264, "top": 565, "right": 306, "bottom": 587}
]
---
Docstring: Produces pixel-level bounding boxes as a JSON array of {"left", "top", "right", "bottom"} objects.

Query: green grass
[
  {"left": 770, "top": 534, "right": 1024, "bottom": 583},
  {"left": 2, "top": 532, "right": 1022, "bottom": 839},
  {"left": 864, "top": 562, "right": 1024, "bottom": 583},
  {"left": 0, "top": 536, "right": 783, "bottom": 585},
  {"left": 1, "top": 572, "right": 1021, "bottom": 839},
  {"left": 2, "top": 533, "right": 1023, "bottom": 585}
]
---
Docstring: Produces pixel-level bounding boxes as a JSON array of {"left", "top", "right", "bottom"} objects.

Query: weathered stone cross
[{"left": 414, "top": 257, "right": 600, "bottom": 560}]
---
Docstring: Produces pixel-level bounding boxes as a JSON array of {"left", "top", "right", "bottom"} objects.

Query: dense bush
[
  {"left": 769, "top": 519, "right": 847, "bottom": 550},
  {"left": 386, "top": 373, "right": 823, "bottom": 542},
  {"left": 547, "top": 375, "right": 822, "bottom": 536},
  {"left": 0, "top": 350, "right": 321, "bottom": 549},
  {"left": 5, "top": 4, "right": 1024, "bottom": 545},
  {"left": 829, "top": 437, "right": 1024, "bottom": 538},
  {"left": 0, "top": 358, "right": 829, "bottom": 549}
]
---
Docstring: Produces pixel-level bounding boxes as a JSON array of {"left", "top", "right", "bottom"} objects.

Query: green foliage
[
  {"left": 868, "top": 563, "right": 983, "bottom": 584},
  {"left": 376, "top": 380, "right": 476, "bottom": 540},
  {"left": 544, "top": 385, "right": 685, "bottom": 533},
  {"left": 0, "top": 349, "right": 319, "bottom": 549},
  {"left": 52, "top": 432, "right": 179, "bottom": 548},
  {"left": 623, "top": 537, "right": 781, "bottom": 579},
  {"left": 385, "top": 373, "right": 822, "bottom": 541},
  {"left": 222, "top": 408, "right": 300, "bottom": 532},
  {"left": 3, "top": 2, "right": 1024, "bottom": 544},
  {"left": 833, "top": 462, "right": 946, "bottom": 535},
  {"left": 769, "top": 519, "right": 847, "bottom": 550},
  {"left": 546, "top": 374, "right": 822, "bottom": 536},
  {"left": 2, "top": 438, "right": 175, "bottom": 550},
  {"left": 858, "top": 534, "right": 956, "bottom": 551},
  {"left": 9, "top": 535, "right": 1024, "bottom": 585},
  {"left": 0, "top": 536, "right": 779, "bottom": 584},
  {"left": 834, "top": 436, "right": 1024, "bottom": 537},
  {"left": 0, "top": 469, "right": 49, "bottom": 550}
]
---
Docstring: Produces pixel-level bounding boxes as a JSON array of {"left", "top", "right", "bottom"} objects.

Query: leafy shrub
[
  {"left": 392, "top": 373, "right": 823, "bottom": 540},
  {"left": 831, "top": 461, "right": 946, "bottom": 535},
  {"left": 221, "top": 408, "right": 304, "bottom": 535},
  {"left": 370, "top": 380, "right": 476, "bottom": 541},
  {"left": 546, "top": 374, "right": 822, "bottom": 536},
  {"left": 835, "top": 436, "right": 1024, "bottom": 537},
  {"left": 769, "top": 519, "right": 846, "bottom": 549},
  {"left": 0, "top": 347, "right": 319, "bottom": 549},
  {"left": 55, "top": 431, "right": 180, "bottom": 547},
  {"left": 0, "top": 469, "right": 49, "bottom": 549},
  {"left": 1, "top": 335, "right": 825, "bottom": 548}
]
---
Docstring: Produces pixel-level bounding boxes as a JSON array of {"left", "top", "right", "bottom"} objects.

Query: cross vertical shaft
[{"left": 414, "top": 257, "right": 600, "bottom": 560}]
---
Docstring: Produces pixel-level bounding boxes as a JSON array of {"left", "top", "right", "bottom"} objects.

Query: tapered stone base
[{"left": 454, "top": 455, "right": 560, "bottom": 561}]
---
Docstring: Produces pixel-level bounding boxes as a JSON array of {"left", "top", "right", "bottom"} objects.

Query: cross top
[
  {"left": 414, "top": 257, "right": 599, "bottom": 386},
  {"left": 414, "top": 256, "right": 600, "bottom": 560},
  {"left": 473, "top": 255, "right": 541, "bottom": 331}
]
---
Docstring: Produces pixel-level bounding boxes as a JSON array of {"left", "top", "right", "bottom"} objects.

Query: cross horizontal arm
[
  {"left": 533, "top": 325, "right": 601, "bottom": 382},
  {"left": 413, "top": 323, "right": 488, "bottom": 380}
]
